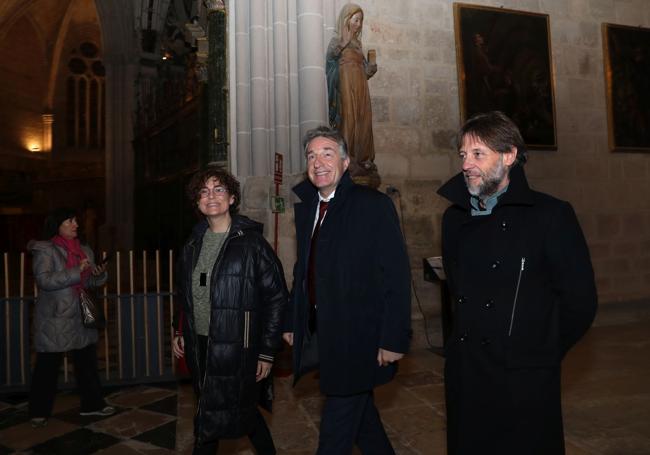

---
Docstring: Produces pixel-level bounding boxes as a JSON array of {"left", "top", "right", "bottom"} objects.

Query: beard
[{"left": 464, "top": 155, "right": 509, "bottom": 198}]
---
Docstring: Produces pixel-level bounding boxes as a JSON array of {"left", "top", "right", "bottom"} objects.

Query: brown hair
[
  {"left": 456, "top": 111, "right": 528, "bottom": 166},
  {"left": 186, "top": 165, "right": 241, "bottom": 215}
]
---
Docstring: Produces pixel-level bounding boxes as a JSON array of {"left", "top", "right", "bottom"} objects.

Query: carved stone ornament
[{"left": 203, "top": 0, "right": 225, "bottom": 12}]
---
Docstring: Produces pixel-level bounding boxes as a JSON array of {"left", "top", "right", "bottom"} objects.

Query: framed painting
[
  {"left": 453, "top": 3, "right": 557, "bottom": 150},
  {"left": 602, "top": 23, "right": 650, "bottom": 152}
]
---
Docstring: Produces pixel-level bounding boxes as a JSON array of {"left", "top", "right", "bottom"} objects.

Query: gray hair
[{"left": 302, "top": 126, "right": 349, "bottom": 159}]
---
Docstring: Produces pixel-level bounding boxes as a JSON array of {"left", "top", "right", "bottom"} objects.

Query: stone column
[
  {"left": 296, "top": 0, "right": 328, "bottom": 153},
  {"left": 206, "top": 2, "right": 228, "bottom": 163},
  {"left": 95, "top": 0, "right": 138, "bottom": 249},
  {"left": 41, "top": 113, "right": 53, "bottom": 153},
  {"left": 231, "top": 0, "right": 330, "bottom": 176},
  {"left": 103, "top": 55, "right": 136, "bottom": 249}
]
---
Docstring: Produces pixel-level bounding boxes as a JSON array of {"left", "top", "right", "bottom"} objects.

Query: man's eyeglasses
[{"left": 199, "top": 186, "right": 228, "bottom": 198}]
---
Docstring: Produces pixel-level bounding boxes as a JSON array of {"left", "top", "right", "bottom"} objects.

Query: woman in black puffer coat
[{"left": 172, "top": 166, "right": 288, "bottom": 455}]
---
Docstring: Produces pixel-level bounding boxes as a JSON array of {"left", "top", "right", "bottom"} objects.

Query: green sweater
[{"left": 191, "top": 230, "right": 227, "bottom": 336}]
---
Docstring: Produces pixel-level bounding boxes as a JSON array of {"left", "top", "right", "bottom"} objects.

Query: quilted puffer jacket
[
  {"left": 28, "top": 240, "right": 107, "bottom": 352},
  {"left": 177, "top": 215, "right": 288, "bottom": 444}
]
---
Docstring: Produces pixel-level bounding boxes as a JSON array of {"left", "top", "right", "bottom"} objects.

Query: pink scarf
[{"left": 51, "top": 235, "right": 91, "bottom": 292}]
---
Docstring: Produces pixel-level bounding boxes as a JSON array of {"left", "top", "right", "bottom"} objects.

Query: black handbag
[{"left": 79, "top": 289, "right": 105, "bottom": 329}]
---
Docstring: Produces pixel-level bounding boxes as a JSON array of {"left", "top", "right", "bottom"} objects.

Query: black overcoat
[
  {"left": 177, "top": 215, "right": 288, "bottom": 445},
  {"left": 438, "top": 165, "right": 597, "bottom": 455},
  {"left": 286, "top": 172, "right": 412, "bottom": 395}
]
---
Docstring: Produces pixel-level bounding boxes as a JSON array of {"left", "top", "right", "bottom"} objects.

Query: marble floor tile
[
  {"left": 0, "top": 404, "right": 29, "bottom": 431},
  {"left": 409, "top": 383, "right": 446, "bottom": 407},
  {"left": 2, "top": 318, "right": 649, "bottom": 454},
  {"left": 395, "top": 370, "right": 443, "bottom": 388},
  {"left": 108, "top": 386, "right": 176, "bottom": 409},
  {"left": 0, "top": 418, "right": 80, "bottom": 451},
  {"left": 30, "top": 427, "right": 120, "bottom": 454},
  {"left": 94, "top": 439, "right": 176, "bottom": 455},
  {"left": 132, "top": 420, "right": 176, "bottom": 450},
  {"left": 141, "top": 396, "right": 177, "bottom": 417},
  {"left": 375, "top": 381, "right": 425, "bottom": 410},
  {"left": 91, "top": 408, "right": 175, "bottom": 439}
]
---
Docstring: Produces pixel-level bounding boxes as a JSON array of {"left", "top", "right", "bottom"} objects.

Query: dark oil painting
[
  {"left": 454, "top": 3, "right": 557, "bottom": 150},
  {"left": 603, "top": 23, "right": 650, "bottom": 152}
]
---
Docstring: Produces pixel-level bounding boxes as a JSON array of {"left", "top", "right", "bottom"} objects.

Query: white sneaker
[
  {"left": 80, "top": 406, "right": 115, "bottom": 416},
  {"left": 31, "top": 417, "right": 48, "bottom": 428}
]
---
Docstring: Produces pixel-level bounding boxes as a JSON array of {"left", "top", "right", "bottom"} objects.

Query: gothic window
[{"left": 65, "top": 42, "right": 105, "bottom": 150}]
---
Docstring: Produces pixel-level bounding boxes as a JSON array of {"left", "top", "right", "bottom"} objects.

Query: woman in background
[
  {"left": 326, "top": 3, "right": 377, "bottom": 177},
  {"left": 172, "top": 166, "right": 287, "bottom": 454},
  {"left": 28, "top": 207, "right": 113, "bottom": 428}
]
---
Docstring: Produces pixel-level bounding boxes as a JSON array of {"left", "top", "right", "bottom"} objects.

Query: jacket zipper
[
  {"left": 508, "top": 257, "right": 526, "bottom": 336},
  {"left": 244, "top": 311, "right": 250, "bottom": 349},
  {"left": 187, "top": 242, "right": 204, "bottom": 425},
  {"left": 195, "top": 229, "right": 242, "bottom": 439}
]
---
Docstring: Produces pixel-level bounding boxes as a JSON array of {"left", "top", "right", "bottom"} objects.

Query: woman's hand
[
  {"left": 172, "top": 335, "right": 185, "bottom": 359},
  {"left": 367, "top": 62, "right": 377, "bottom": 78},
  {"left": 92, "top": 263, "right": 106, "bottom": 276},
  {"left": 256, "top": 360, "right": 272, "bottom": 382},
  {"left": 79, "top": 259, "right": 91, "bottom": 272}
]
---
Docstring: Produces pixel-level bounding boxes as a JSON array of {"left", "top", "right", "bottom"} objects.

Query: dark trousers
[
  {"left": 317, "top": 391, "right": 394, "bottom": 455},
  {"left": 29, "top": 343, "right": 106, "bottom": 418},
  {"left": 193, "top": 335, "right": 276, "bottom": 455}
]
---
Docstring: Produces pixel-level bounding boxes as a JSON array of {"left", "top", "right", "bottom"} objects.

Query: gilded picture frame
[
  {"left": 453, "top": 3, "right": 557, "bottom": 150},
  {"left": 602, "top": 23, "right": 650, "bottom": 153}
]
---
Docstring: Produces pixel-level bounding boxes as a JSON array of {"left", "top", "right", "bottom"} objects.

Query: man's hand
[
  {"left": 172, "top": 335, "right": 185, "bottom": 359},
  {"left": 282, "top": 332, "right": 294, "bottom": 346},
  {"left": 377, "top": 348, "right": 404, "bottom": 367},
  {"left": 256, "top": 360, "right": 272, "bottom": 382}
]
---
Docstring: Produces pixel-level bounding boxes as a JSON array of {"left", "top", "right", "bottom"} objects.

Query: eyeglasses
[{"left": 199, "top": 186, "right": 228, "bottom": 198}]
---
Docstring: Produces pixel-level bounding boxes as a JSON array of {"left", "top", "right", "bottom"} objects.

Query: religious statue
[{"left": 326, "top": 4, "right": 379, "bottom": 186}]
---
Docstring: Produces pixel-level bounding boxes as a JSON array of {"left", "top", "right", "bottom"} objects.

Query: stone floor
[{"left": 0, "top": 319, "right": 648, "bottom": 454}]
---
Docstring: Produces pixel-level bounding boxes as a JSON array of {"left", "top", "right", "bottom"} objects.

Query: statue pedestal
[
  {"left": 349, "top": 161, "right": 381, "bottom": 189},
  {"left": 351, "top": 172, "right": 381, "bottom": 189}
]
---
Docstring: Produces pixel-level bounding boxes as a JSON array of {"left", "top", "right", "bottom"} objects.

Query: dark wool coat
[
  {"left": 177, "top": 215, "right": 288, "bottom": 445},
  {"left": 438, "top": 165, "right": 597, "bottom": 455},
  {"left": 286, "top": 172, "right": 411, "bottom": 395}
]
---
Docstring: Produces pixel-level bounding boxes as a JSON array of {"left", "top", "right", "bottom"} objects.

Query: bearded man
[{"left": 437, "top": 111, "right": 597, "bottom": 454}]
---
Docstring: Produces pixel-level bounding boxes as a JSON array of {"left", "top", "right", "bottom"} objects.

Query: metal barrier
[{"left": 0, "top": 250, "right": 179, "bottom": 394}]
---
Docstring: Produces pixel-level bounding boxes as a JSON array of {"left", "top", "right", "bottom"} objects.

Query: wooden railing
[{"left": 0, "top": 250, "right": 180, "bottom": 393}]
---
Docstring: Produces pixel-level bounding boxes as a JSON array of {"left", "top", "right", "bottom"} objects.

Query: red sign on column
[{"left": 274, "top": 153, "right": 283, "bottom": 185}]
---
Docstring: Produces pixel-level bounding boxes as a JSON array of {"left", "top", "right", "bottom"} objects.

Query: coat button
[
  {"left": 490, "top": 260, "right": 501, "bottom": 269},
  {"left": 484, "top": 299, "right": 494, "bottom": 309},
  {"left": 481, "top": 337, "right": 491, "bottom": 346},
  {"left": 459, "top": 332, "right": 469, "bottom": 342},
  {"left": 457, "top": 296, "right": 466, "bottom": 305}
]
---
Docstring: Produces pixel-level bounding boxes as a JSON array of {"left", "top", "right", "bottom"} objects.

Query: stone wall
[
  {"left": 239, "top": 0, "right": 650, "bottom": 347},
  {"left": 363, "top": 0, "right": 650, "bottom": 306}
]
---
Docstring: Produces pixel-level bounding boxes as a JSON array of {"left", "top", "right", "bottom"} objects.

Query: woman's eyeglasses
[{"left": 199, "top": 186, "right": 228, "bottom": 198}]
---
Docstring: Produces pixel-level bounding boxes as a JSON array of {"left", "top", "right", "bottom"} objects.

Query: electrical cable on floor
[{"left": 386, "top": 185, "right": 437, "bottom": 351}]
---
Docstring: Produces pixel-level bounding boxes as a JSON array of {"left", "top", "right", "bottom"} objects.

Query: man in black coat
[
  {"left": 438, "top": 111, "right": 597, "bottom": 454},
  {"left": 283, "top": 126, "right": 411, "bottom": 454}
]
